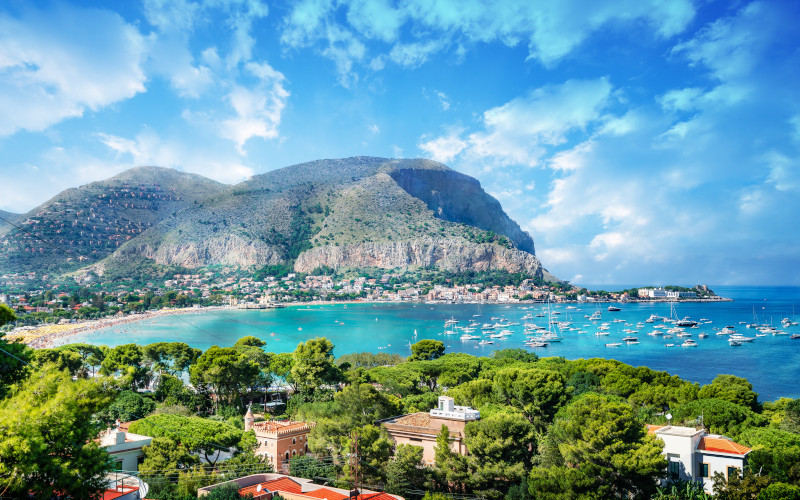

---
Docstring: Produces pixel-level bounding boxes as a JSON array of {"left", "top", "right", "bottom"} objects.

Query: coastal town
[{"left": 0, "top": 267, "right": 725, "bottom": 342}]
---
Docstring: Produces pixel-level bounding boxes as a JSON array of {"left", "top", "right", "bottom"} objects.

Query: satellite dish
[
  {"left": 257, "top": 485, "right": 262, "bottom": 492},
  {"left": 666, "top": 413, "right": 672, "bottom": 421}
]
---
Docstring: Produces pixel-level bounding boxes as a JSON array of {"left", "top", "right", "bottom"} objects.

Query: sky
[{"left": 1, "top": 0, "right": 799, "bottom": 286}]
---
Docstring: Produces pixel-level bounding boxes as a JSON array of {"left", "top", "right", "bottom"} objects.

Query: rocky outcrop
[
  {"left": 117, "top": 235, "right": 282, "bottom": 268},
  {"left": 388, "top": 167, "right": 536, "bottom": 254},
  {"left": 295, "top": 238, "right": 556, "bottom": 280}
]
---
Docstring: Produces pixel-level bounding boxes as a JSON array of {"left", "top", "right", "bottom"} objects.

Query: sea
[{"left": 59, "top": 286, "right": 800, "bottom": 401}]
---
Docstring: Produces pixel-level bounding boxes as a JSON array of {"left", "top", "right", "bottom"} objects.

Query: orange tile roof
[
  {"left": 646, "top": 425, "right": 665, "bottom": 435},
  {"left": 359, "top": 492, "right": 397, "bottom": 500},
  {"left": 239, "top": 477, "right": 303, "bottom": 497},
  {"left": 698, "top": 437, "right": 751, "bottom": 455},
  {"left": 303, "top": 487, "right": 348, "bottom": 500}
]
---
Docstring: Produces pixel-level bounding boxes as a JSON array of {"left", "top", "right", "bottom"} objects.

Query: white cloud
[
  {"left": 420, "top": 78, "right": 613, "bottom": 168},
  {"left": 419, "top": 131, "right": 467, "bottom": 163},
  {"left": 221, "top": 62, "right": 290, "bottom": 153},
  {"left": 97, "top": 129, "right": 254, "bottom": 184},
  {"left": 389, "top": 39, "right": 445, "bottom": 68},
  {"left": 280, "top": 0, "right": 696, "bottom": 86},
  {"left": 0, "top": 4, "right": 148, "bottom": 136},
  {"left": 435, "top": 91, "right": 451, "bottom": 111},
  {"left": 764, "top": 151, "right": 800, "bottom": 192}
]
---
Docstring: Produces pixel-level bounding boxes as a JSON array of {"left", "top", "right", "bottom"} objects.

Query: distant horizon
[{"left": 1, "top": 0, "right": 798, "bottom": 286}]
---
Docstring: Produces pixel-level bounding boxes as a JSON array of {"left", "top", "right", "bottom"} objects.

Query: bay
[{"left": 59, "top": 286, "right": 800, "bottom": 400}]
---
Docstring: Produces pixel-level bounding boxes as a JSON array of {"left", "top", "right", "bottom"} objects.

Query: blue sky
[{"left": 1, "top": 0, "right": 799, "bottom": 286}]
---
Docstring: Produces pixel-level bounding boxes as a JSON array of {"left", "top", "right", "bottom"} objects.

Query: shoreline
[
  {"left": 11, "top": 296, "right": 733, "bottom": 349},
  {"left": 12, "top": 306, "right": 233, "bottom": 349}
]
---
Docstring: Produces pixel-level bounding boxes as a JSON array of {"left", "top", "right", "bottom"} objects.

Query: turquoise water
[{"left": 60, "top": 286, "right": 800, "bottom": 400}]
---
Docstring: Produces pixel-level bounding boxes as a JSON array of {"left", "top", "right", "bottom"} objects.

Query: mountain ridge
[{"left": 0, "top": 158, "right": 557, "bottom": 282}]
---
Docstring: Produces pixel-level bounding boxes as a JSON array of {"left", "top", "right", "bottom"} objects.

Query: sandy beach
[{"left": 9, "top": 306, "right": 233, "bottom": 349}]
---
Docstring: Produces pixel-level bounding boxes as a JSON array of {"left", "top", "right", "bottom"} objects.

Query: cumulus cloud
[
  {"left": 420, "top": 78, "right": 613, "bottom": 168},
  {"left": 220, "top": 62, "right": 290, "bottom": 153},
  {"left": 0, "top": 4, "right": 148, "bottom": 136}
]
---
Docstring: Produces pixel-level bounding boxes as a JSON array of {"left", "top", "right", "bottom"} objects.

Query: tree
[
  {"left": 463, "top": 412, "right": 537, "bottom": 499},
  {"left": 342, "top": 425, "right": 393, "bottom": 485},
  {"left": 58, "top": 343, "right": 106, "bottom": 377},
  {"left": 0, "top": 303, "right": 29, "bottom": 398},
  {"left": 432, "top": 424, "right": 469, "bottom": 493},
  {"left": 128, "top": 414, "right": 246, "bottom": 466},
  {"left": 491, "top": 368, "right": 569, "bottom": 428},
  {"left": 31, "top": 348, "right": 83, "bottom": 376},
  {"left": 738, "top": 427, "right": 800, "bottom": 484},
  {"left": 528, "top": 394, "right": 666, "bottom": 499},
  {"left": 671, "top": 398, "right": 767, "bottom": 437},
  {"left": 189, "top": 345, "right": 260, "bottom": 410},
  {"left": 386, "top": 444, "right": 426, "bottom": 496},
  {"left": 139, "top": 436, "right": 200, "bottom": 477},
  {"left": 0, "top": 366, "right": 115, "bottom": 498},
  {"left": 409, "top": 339, "right": 445, "bottom": 361},
  {"left": 757, "top": 483, "right": 800, "bottom": 500},
  {"left": 100, "top": 390, "right": 157, "bottom": 423},
  {"left": 143, "top": 342, "right": 201, "bottom": 376},
  {"left": 291, "top": 337, "right": 341, "bottom": 394},
  {"left": 712, "top": 470, "right": 769, "bottom": 499},
  {"left": 289, "top": 455, "right": 336, "bottom": 480},
  {"left": 334, "top": 382, "right": 401, "bottom": 428},
  {"left": 100, "top": 343, "right": 151, "bottom": 390},
  {"left": 698, "top": 375, "right": 760, "bottom": 411}
]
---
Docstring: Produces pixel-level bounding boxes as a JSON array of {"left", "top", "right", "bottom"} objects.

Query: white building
[
  {"left": 98, "top": 422, "right": 153, "bottom": 472},
  {"left": 648, "top": 425, "right": 751, "bottom": 493}
]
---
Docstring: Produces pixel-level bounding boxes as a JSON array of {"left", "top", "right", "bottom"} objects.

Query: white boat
[
  {"left": 478, "top": 340, "right": 494, "bottom": 345},
  {"left": 606, "top": 342, "right": 622, "bottom": 347},
  {"left": 681, "top": 340, "right": 698, "bottom": 347},
  {"left": 460, "top": 334, "right": 480, "bottom": 340},
  {"left": 729, "top": 334, "right": 755, "bottom": 342},
  {"left": 729, "top": 339, "right": 742, "bottom": 346}
]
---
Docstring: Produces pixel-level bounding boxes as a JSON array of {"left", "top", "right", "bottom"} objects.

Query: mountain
[
  {"left": 92, "top": 157, "right": 555, "bottom": 281},
  {"left": 0, "top": 167, "right": 226, "bottom": 275},
  {"left": 0, "top": 210, "right": 23, "bottom": 237}
]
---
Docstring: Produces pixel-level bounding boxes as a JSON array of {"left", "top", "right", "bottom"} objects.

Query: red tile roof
[
  {"left": 698, "top": 437, "right": 751, "bottom": 455},
  {"left": 303, "top": 487, "right": 348, "bottom": 500},
  {"left": 239, "top": 477, "right": 303, "bottom": 498}
]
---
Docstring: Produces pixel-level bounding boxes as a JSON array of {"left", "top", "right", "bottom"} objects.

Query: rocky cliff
[{"left": 294, "top": 238, "right": 555, "bottom": 280}]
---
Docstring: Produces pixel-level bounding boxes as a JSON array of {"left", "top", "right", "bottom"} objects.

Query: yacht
[{"left": 608, "top": 305, "right": 621, "bottom": 312}]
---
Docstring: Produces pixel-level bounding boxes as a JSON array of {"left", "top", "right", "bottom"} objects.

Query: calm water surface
[{"left": 61, "top": 286, "right": 800, "bottom": 400}]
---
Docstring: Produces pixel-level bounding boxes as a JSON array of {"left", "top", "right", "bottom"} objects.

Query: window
[
  {"left": 285, "top": 452, "right": 289, "bottom": 461},
  {"left": 292, "top": 450, "right": 296, "bottom": 456},
  {"left": 114, "top": 460, "right": 123, "bottom": 471},
  {"left": 668, "top": 459, "right": 680, "bottom": 479},
  {"left": 292, "top": 438, "right": 296, "bottom": 445},
  {"left": 727, "top": 466, "right": 739, "bottom": 479},
  {"left": 699, "top": 463, "right": 709, "bottom": 478}
]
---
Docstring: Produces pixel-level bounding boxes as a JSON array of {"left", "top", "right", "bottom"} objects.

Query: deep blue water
[{"left": 60, "top": 286, "right": 800, "bottom": 400}]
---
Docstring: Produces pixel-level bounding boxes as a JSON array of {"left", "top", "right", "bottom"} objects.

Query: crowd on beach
[{"left": 10, "top": 306, "right": 231, "bottom": 348}]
